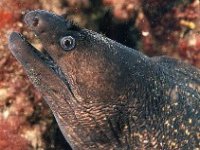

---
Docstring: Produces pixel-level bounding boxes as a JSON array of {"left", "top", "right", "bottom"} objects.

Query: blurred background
[{"left": 0, "top": 0, "right": 199, "bottom": 149}]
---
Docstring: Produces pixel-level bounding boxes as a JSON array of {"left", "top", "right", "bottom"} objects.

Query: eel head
[{"left": 8, "top": 10, "right": 134, "bottom": 149}]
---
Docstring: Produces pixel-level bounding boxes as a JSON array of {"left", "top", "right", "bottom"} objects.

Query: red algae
[
  {"left": 0, "top": 117, "right": 29, "bottom": 150},
  {"left": 102, "top": 0, "right": 200, "bottom": 67},
  {"left": 0, "top": 0, "right": 53, "bottom": 149},
  {"left": 141, "top": 0, "right": 200, "bottom": 67},
  {"left": 0, "top": 11, "right": 13, "bottom": 29}
]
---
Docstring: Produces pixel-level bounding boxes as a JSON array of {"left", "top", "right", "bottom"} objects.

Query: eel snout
[
  {"left": 24, "top": 10, "right": 53, "bottom": 35},
  {"left": 24, "top": 10, "right": 74, "bottom": 40}
]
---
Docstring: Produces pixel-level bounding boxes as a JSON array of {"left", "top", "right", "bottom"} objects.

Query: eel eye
[{"left": 60, "top": 36, "right": 75, "bottom": 51}]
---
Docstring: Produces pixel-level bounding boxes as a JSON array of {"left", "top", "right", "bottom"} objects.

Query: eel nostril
[{"left": 33, "top": 16, "right": 39, "bottom": 27}]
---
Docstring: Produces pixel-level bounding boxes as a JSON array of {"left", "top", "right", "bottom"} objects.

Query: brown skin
[{"left": 9, "top": 10, "right": 200, "bottom": 149}]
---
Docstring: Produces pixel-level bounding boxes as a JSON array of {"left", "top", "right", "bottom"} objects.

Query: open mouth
[
  {"left": 9, "top": 32, "right": 61, "bottom": 75},
  {"left": 8, "top": 31, "right": 75, "bottom": 98}
]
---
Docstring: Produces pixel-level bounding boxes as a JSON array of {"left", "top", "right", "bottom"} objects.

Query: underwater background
[{"left": 0, "top": 0, "right": 199, "bottom": 149}]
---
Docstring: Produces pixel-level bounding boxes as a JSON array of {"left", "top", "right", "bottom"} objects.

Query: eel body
[{"left": 8, "top": 10, "right": 200, "bottom": 149}]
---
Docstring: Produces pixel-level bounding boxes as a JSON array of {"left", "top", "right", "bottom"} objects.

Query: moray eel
[{"left": 8, "top": 10, "right": 200, "bottom": 149}]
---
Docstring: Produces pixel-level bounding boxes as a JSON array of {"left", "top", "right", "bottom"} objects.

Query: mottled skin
[{"left": 8, "top": 10, "right": 200, "bottom": 149}]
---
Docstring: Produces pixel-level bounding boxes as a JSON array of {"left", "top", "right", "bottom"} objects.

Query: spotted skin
[{"left": 8, "top": 10, "right": 200, "bottom": 149}]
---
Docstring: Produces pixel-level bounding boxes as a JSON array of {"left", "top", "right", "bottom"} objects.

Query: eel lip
[
  {"left": 8, "top": 32, "right": 27, "bottom": 56},
  {"left": 9, "top": 32, "right": 25, "bottom": 43}
]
